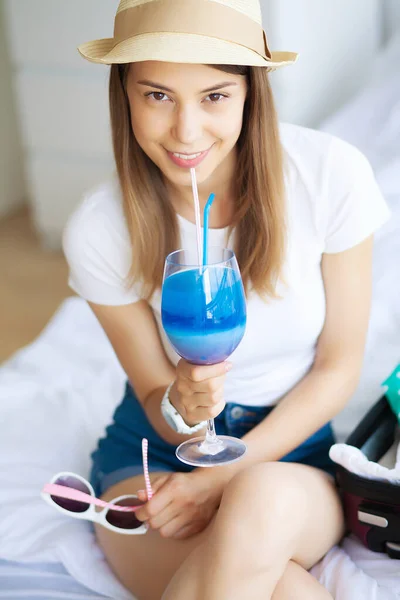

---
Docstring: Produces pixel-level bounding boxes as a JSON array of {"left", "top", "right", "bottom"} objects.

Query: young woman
[{"left": 63, "top": 1, "right": 390, "bottom": 598}]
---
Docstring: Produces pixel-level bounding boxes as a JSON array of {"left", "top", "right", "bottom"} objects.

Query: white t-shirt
[{"left": 63, "top": 123, "right": 390, "bottom": 407}]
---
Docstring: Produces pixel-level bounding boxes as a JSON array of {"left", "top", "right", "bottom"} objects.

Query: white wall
[
  {"left": 3, "top": 0, "right": 395, "bottom": 245},
  {"left": 261, "top": 0, "right": 382, "bottom": 127},
  {"left": 0, "top": 1, "right": 25, "bottom": 218},
  {"left": 3, "top": 0, "right": 115, "bottom": 247}
]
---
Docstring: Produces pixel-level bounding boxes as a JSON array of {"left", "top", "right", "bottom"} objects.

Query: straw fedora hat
[{"left": 78, "top": 0, "right": 298, "bottom": 70}]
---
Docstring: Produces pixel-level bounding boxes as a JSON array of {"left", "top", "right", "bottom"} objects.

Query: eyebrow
[{"left": 137, "top": 80, "right": 238, "bottom": 94}]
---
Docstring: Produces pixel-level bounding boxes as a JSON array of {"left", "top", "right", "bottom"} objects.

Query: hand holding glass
[{"left": 161, "top": 247, "right": 247, "bottom": 467}]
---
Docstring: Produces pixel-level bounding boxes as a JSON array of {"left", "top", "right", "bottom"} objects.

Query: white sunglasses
[{"left": 41, "top": 439, "right": 153, "bottom": 535}]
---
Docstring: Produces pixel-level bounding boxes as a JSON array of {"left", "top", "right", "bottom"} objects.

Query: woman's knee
[
  {"left": 222, "top": 462, "right": 308, "bottom": 518},
  {"left": 214, "top": 463, "right": 308, "bottom": 562},
  {"left": 223, "top": 463, "right": 345, "bottom": 570},
  {"left": 217, "top": 461, "right": 339, "bottom": 564}
]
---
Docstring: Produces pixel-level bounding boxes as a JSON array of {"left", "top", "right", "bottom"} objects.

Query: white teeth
[{"left": 173, "top": 152, "right": 202, "bottom": 160}]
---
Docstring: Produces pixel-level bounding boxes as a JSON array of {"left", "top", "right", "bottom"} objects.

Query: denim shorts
[{"left": 90, "top": 381, "right": 336, "bottom": 497}]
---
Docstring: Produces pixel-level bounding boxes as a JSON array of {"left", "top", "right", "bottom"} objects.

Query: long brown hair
[{"left": 109, "top": 63, "right": 286, "bottom": 300}]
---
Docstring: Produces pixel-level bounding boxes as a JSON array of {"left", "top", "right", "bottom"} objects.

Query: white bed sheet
[
  {"left": 1, "top": 33, "right": 399, "bottom": 600},
  {"left": 0, "top": 298, "right": 133, "bottom": 600},
  {"left": 0, "top": 558, "right": 108, "bottom": 600}
]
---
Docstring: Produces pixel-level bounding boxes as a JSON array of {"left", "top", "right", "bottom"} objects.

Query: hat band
[{"left": 114, "top": 0, "right": 271, "bottom": 60}]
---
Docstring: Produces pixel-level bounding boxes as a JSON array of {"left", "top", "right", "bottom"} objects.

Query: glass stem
[
  {"left": 206, "top": 418, "right": 218, "bottom": 442},
  {"left": 199, "top": 418, "right": 225, "bottom": 455}
]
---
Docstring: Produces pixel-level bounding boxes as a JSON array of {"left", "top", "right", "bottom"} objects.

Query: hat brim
[{"left": 78, "top": 33, "right": 298, "bottom": 69}]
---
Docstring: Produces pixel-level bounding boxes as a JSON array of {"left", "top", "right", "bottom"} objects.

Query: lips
[{"left": 166, "top": 145, "right": 213, "bottom": 169}]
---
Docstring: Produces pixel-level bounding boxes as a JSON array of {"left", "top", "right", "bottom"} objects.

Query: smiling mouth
[
  {"left": 166, "top": 145, "right": 213, "bottom": 161},
  {"left": 171, "top": 151, "right": 204, "bottom": 160}
]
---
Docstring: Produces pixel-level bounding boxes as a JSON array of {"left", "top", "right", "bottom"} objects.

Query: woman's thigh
[
  {"left": 221, "top": 461, "right": 345, "bottom": 571},
  {"left": 287, "top": 464, "right": 345, "bottom": 569},
  {"left": 95, "top": 463, "right": 344, "bottom": 599},
  {"left": 94, "top": 472, "right": 216, "bottom": 600}
]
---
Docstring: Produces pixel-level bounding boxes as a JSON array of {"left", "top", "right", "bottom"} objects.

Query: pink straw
[{"left": 142, "top": 438, "right": 153, "bottom": 500}]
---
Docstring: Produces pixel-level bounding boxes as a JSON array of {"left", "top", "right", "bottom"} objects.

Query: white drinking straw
[{"left": 190, "top": 168, "right": 203, "bottom": 266}]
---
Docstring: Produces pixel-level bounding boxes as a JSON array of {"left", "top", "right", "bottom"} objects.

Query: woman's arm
[
  {"left": 87, "top": 299, "right": 200, "bottom": 446},
  {"left": 195, "top": 235, "right": 374, "bottom": 487}
]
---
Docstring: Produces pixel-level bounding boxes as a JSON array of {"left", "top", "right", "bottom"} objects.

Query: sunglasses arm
[{"left": 42, "top": 483, "right": 141, "bottom": 513}]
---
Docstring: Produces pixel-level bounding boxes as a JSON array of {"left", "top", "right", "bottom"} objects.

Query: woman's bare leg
[
  {"left": 94, "top": 472, "right": 215, "bottom": 600},
  {"left": 95, "top": 462, "right": 343, "bottom": 600},
  {"left": 162, "top": 462, "right": 344, "bottom": 600},
  {"left": 272, "top": 561, "right": 333, "bottom": 599},
  {"left": 163, "top": 551, "right": 333, "bottom": 600}
]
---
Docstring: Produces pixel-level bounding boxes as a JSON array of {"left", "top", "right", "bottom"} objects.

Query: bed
[
  {"left": 1, "top": 28, "right": 399, "bottom": 600},
  {"left": 0, "top": 558, "right": 108, "bottom": 599}
]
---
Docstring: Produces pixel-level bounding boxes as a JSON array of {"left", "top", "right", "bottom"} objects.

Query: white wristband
[{"left": 161, "top": 382, "right": 207, "bottom": 435}]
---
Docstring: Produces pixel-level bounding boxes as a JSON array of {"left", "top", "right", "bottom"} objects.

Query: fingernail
[{"left": 225, "top": 363, "right": 232, "bottom": 372}]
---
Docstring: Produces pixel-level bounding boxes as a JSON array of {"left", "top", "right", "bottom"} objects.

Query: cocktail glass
[{"left": 161, "top": 247, "right": 247, "bottom": 467}]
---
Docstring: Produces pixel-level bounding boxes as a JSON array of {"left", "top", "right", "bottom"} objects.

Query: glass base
[{"left": 176, "top": 435, "right": 247, "bottom": 467}]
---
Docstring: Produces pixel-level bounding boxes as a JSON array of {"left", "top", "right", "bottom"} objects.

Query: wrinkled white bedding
[
  {"left": 0, "top": 557, "right": 108, "bottom": 599},
  {"left": 1, "top": 33, "right": 399, "bottom": 600},
  {"left": 0, "top": 298, "right": 133, "bottom": 599}
]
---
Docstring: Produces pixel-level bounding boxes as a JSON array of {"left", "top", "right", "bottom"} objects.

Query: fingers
[
  {"left": 151, "top": 474, "right": 170, "bottom": 495},
  {"left": 157, "top": 514, "right": 202, "bottom": 540},
  {"left": 139, "top": 495, "right": 202, "bottom": 539},
  {"left": 148, "top": 503, "right": 181, "bottom": 532},
  {"left": 135, "top": 473, "right": 192, "bottom": 531},
  {"left": 178, "top": 359, "right": 232, "bottom": 383},
  {"left": 170, "top": 360, "right": 231, "bottom": 424},
  {"left": 135, "top": 473, "right": 171, "bottom": 520},
  {"left": 177, "top": 374, "right": 226, "bottom": 402},
  {"left": 135, "top": 493, "right": 179, "bottom": 533},
  {"left": 135, "top": 486, "right": 177, "bottom": 530},
  {"left": 176, "top": 359, "right": 230, "bottom": 407},
  {"left": 134, "top": 472, "right": 217, "bottom": 540},
  {"left": 136, "top": 473, "right": 167, "bottom": 503},
  {"left": 186, "top": 400, "right": 226, "bottom": 422}
]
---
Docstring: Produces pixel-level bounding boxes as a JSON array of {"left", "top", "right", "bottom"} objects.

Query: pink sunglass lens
[
  {"left": 106, "top": 497, "right": 145, "bottom": 530},
  {"left": 52, "top": 475, "right": 91, "bottom": 513}
]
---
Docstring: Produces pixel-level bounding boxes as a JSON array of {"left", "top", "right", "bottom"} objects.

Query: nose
[{"left": 172, "top": 104, "right": 203, "bottom": 146}]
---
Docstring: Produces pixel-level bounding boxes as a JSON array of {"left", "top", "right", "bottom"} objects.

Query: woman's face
[{"left": 126, "top": 62, "right": 248, "bottom": 189}]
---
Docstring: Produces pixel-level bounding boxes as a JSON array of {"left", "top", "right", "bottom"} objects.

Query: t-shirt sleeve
[
  {"left": 62, "top": 197, "right": 141, "bottom": 306},
  {"left": 323, "top": 138, "right": 391, "bottom": 253}
]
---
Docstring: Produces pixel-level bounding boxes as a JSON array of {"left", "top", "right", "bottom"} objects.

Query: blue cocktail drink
[
  {"left": 161, "top": 247, "right": 247, "bottom": 467},
  {"left": 162, "top": 266, "right": 246, "bottom": 365}
]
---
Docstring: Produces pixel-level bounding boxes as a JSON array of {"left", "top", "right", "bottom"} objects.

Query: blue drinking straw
[{"left": 202, "top": 193, "right": 216, "bottom": 266}]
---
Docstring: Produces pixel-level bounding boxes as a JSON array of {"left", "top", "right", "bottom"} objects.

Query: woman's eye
[
  {"left": 207, "top": 93, "right": 227, "bottom": 103},
  {"left": 146, "top": 92, "right": 169, "bottom": 102}
]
